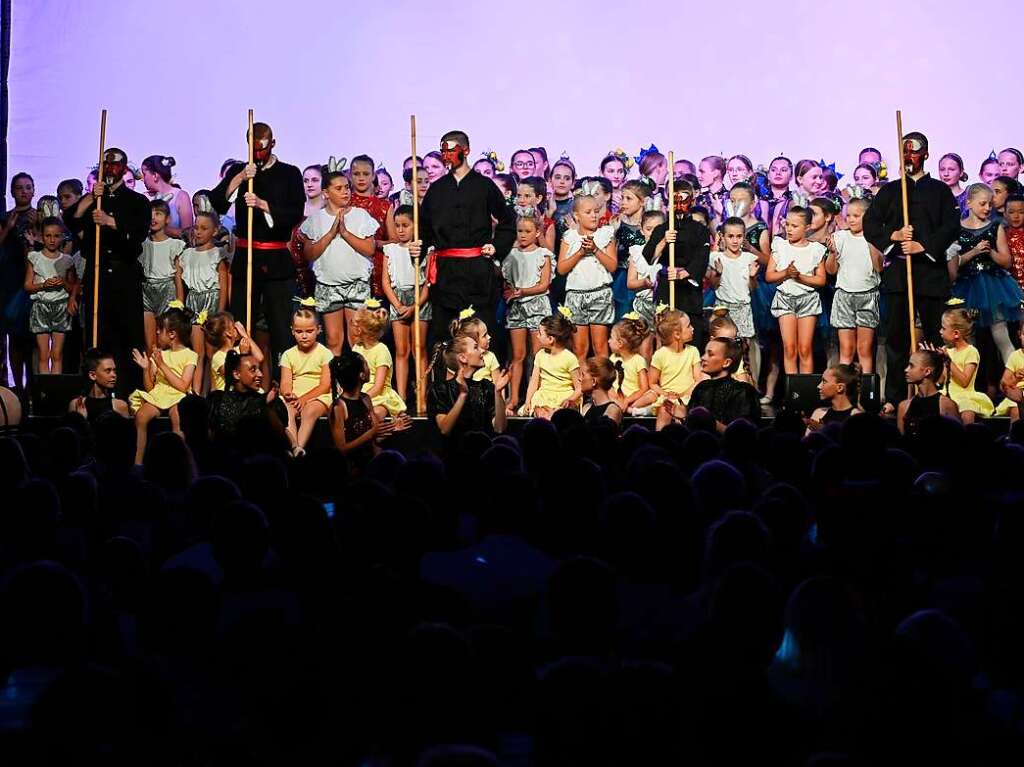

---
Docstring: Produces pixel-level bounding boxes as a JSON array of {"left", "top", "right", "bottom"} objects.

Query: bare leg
[
  {"left": 747, "top": 336, "right": 761, "bottom": 390},
  {"left": 572, "top": 326, "right": 590, "bottom": 365},
  {"left": 856, "top": 327, "right": 875, "bottom": 373},
  {"left": 323, "top": 309, "right": 345, "bottom": 357},
  {"left": 35, "top": 335, "right": 51, "bottom": 375},
  {"left": 838, "top": 329, "right": 856, "bottom": 366},
  {"left": 343, "top": 308, "right": 360, "bottom": 350},
  {"left": 190, "top": 326, "right": 206, "bottom": 394},
  {"left": 296, "top": 400, "right": 328, "bottom": 449},
  {"left": 641, "top": 334, "right": 654, "bottom": 365},
  {"left": 764, "top": 339, "right": 781, "bottom": 400},
  {"left": 779, "top": 316, "right": 799, "bottom": 374},
  {"left": 134, "top": 402, "right": 160, "bottom": 464},
  {"left": 168, "top": 403, "right": 182, "bottom": 434},
  {"left": 392, "top": 321, "right": 410, "bottom": 402},
  {"left": 508, "top": 328, "right": 527, "bottom": 410},
  {"left": 590, "top": 325, "right": 610, "bottom": 358},
  {"left": 991, "top": 321, "right": 1015, "bottom": 363},
  {"left": 961, "top": 410, "right": 976, "bottom": 425},
  {"left": 50, "top": 333, "right": 65, "bottom": 375},
  {"left": 144, "top": 312, "right": 157, "bottom": 354},
  {"left": 254, "top": 329, "right": 272, "bottom": 384},
  {"left": 797, "top": 316, "right": 817, "bottom": 373}
]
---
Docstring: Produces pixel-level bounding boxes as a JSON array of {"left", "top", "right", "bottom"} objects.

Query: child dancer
[
  {"left": 141, "top": 200, "right": 185, "bottom": 354},
  {"left": 897, "top": 349, "right": 959, "bottom": 435},
  {"left": 502, "top": 210, "right": 553, "bottom": 413},
  {"left": 996, "top": 323, "right": 1024, "bottom": 421},
  {"left": 710, "top": 217, "right": 760, "bottom": 382},
  {"left": 302, "top": 164, "right": 324, "bottom": 216},
  {"left": 947, "top": 184, "right": 1022, "bottom": 363},
  {"left": 279, "top": 304, "right": 334, "bottom": 455},
  {"left": 382, "top": 205, "right": 430, "bottom": 404},
  {"left": 626, "top": 210, "right": 666, "bottom": 361},
  {"left": 766, "top": 207, "right": 827, "bottom": 373},
  {"left": 523, "top": 311, "right": 581, "bottom": 418},
  {"left": 1005, "top": 193, "right": 1024, "bottom": 293},
  {"left": 581, "top": 356, "right": 623, "bottom": 426},
  {"left": 650, "top": 309, "right": 703, "bottom": 428},
  {"left": 349, "top": 155, "right": 398, "bottom": 302},
  {"left": 427, "top": 334, "right": 509, "bottom": 437},
  {"left": 688, "top": 337, "right": 761, "bottom": 432},
  {"left": 329, "top": 350, "right": 388, "bottom": 468},
  {"left": 204, "top": 311, "right": 263, "bottom": 393},
  {"left": 449, "top": 311, "right": 500, "bottom": 384},
  {"left": 129, "top": 307, "right": 197, "bottom": 464},
  {"left": 69, "top": 348, "right": 131, "bottom": 420},
  {"left": 613, "top": 179, "right": 653, "bottom": 321},
  {"left": 516, "top": 177, "right": 556, "bottom": 252},
  {"left": 805, "top": 363, "right": 863, "bottom": 433},
  {"left": 176, "top": 211, "right": 228, "bottom": 393},
  {"left": 938, "top": 305, "right": 994, "bottom": 423},
  {"left": 353, "top": 302, "right": 408, "bottom": 421},
  {"left": 25, "top": 218, "right": 75, "bottom": 374},
  {"left": 608, "top": 315, "right": 653, "bottom": 411},
  {"left": 299, "top": 171, "right": 379, "bottom": 354},
  {"left": 708, "top": 314, "right": 756, "bottom": 387},
  {"left": 826, "top": 197, "right": 882, "bottom": 371},
  {"left": 558, "top": 194, "right": 617, "bottom": 362}
]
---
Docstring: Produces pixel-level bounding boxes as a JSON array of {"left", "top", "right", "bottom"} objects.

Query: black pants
[
  {"left": 430, "top": 256, "right": 499, "bottom": 348},
  {"left": 86, "top": 263, "right": 145, "bottom": 397},
  {"left": 688, "top": 311, "right": 707, "bottom": 358},
  {"left": 884, "top": 291, "right": 947, "bottom": 404},
  {"left": 230, "top": 253, "right": 296, "bottom": 377}
]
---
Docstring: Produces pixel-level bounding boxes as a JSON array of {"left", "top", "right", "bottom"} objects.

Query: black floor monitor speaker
[
  {"left": 784, "top": 373, "right": 822, "bottom": 415},
  {"left": 859, "top": 373, "right": 881, "bottom": 414},
  {"left": 31, "top": 374, "right": 82, "bottom": 417}
]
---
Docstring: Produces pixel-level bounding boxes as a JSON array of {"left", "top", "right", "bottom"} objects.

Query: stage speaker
[
  {"left": 783, "top": 373, "right": 822, "bottom": 415},
  {"left": 31, "top": 374, "right": 82, "bottom": 417},
  {"left": 859, "top": 373, "right": 881, "bottom": 414}
]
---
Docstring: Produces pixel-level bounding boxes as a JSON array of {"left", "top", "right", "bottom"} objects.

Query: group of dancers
[{"left": 2, "top": 124, "right": 1023, "bottom": 454}]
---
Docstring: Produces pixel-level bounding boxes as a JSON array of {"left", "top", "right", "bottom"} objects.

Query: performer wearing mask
[
  {"left": 863, "top": 131, "right": 960, "bottom": 406},
  {"left": 209, "top": 122, "right": 304, "bottom": 371},
  {"left": 64, "top": 148, "right": 149, "bottom": 395},
  {"left": 410, "top": 130, "right": 515, "bottom": 342}
]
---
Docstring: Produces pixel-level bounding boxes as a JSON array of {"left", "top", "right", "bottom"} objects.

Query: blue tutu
[
  {"left": 751, "top": 269, "right": 779, "bottom": 337},
  {"left": 611, "top": 267, "right": 635, "bottom": 322},
  {"left": 951, "top": 270, "right": 1024, "bottom": 327},
  {"left": 816, "top": 284, "right": 834, "bottom": 336}
]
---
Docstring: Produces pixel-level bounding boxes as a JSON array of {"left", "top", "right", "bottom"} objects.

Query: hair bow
[
  {"left": 577, "top": 178, "right": 602, "bottom": 197},
  {"left": 299, "top": 296, "right": 317, "bottom": 308},
  {"left": 846, "top": 183, "right": 868, "bottom": 200},
  {"left": 655, "top": 303, "right": 670, "bottom": 316},
  {"left": 710, "top": 305, "right": 731, "bottom": 317},
  {"left": 557, "top": 305, "right": 573, "bottom": 320},
  {"left": 458, "top": 305, "right": 476, "bottom": 320},
  {"left": 485, "top": 150, "right": 505, "bottom": 172},
  {"left": 988, "top": 149, "right": 998, "bottom": 161},
  {"left": 945, "top": 297, "right": 966, "bottom": 306},
  {"left": 326, "top": 156, "right": 348, "bottom": 173},
  {"left": 193, "top": 194, "right": 213, "bottom": 214},
  {"left": 365, "top": 298, "right": 382, "bottom": 310},
  {"left": 790, "top": 191, "right": 811, "bottom": 209},
  {"left": 818, "top": 159, "right": 843, "bottom": 182},
  {"left": 39, "top": 198, "right": 60, "bottom": 219},
  {"left": 609, "top": 147, "right": 635, "bottom": 170},
  {"left": 642, "top": 195, "right": 664, "bottom": 213},
  {"left": 725, "top": 199, "right": 749, "bottom": 218},
  {"left": 876, "top": 161, "right": 888, "bottom": 180},
  {"left": 622, "top": 311, "right": 641, "bottom": 321},
  {"left": 196, "top": 310, "right": 208, "bottom": 325},
  {"left": 514, "top": 204, "right": 537, "bottom": 218},
  {"left": 634, "top": 144, "right": 659, "bottom": 166},
  {"left": 167, "top": 299, "right": 185, "bottom": 310}
]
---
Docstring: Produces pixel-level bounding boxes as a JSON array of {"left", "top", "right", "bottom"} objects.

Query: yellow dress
[
  {"left": 995, "top": 348, "right": 1024, "bottom": 416},
  {"left": 129, "top": 346, "right": 198, "bottom": 412},
  {"left": 651, "top": 345, "right": 701, "bottom": 405},
  {"left": 609, "top": 353, "right": 647, "bottom": 397},
  {"left": 210, "top": 348, "right": 228, "bottom": 392},
  {"left": 946, "top": 344, "right": 993, "bottom": 416},
  {"left": 280, "top": 343, "right": 333, "bottom": 408},
  {"left": 354, "top": 341, "right": 406, "bottom": 415},
  {"left": 529, "top": 347, "right": 580, "bottom": 411},
  {"left": 472, "top": 350, "right": 501, "bottom": 383}
]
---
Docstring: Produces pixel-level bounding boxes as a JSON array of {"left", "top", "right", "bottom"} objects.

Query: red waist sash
[
  {"left": 427, "top": 247, "right": 484, "bottom": 284},
  {"left": 235, "top": 238, "right": 291, "bottom": 250}
]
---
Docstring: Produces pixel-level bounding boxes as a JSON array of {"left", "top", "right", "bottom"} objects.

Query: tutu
[
  {"left": 951, "top": 270, "right": 1023, "bottom": 327},
  {"left": 816, "top": 284, "right": 834, "bottom": 336},
  {"left": 751, "top": 269, "right": 779, "bottom": 336},
  {"left": 611, "top": 268, "right": 636, "bottom": 322}
]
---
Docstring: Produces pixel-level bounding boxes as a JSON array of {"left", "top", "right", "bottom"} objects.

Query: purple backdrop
[{"left": 7, "top": 0, "right": 1022, "bottom": 200}]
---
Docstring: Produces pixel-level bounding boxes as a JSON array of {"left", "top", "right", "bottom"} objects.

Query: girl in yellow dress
[
  {"left": 996, "top": 323, "right": 1024, "bottom": 420},
  {"left": 939, "top": 304, "right": 994, "bottom": 423},
  {"left": 608, "top": 314, "right": 653, "bottom": 411},
  {"left": 450, "top": 308, "right": 501, "bottom": 384},
  {"left": 353, "top": 301, "right": 408, "bottom": 420},
  {"left": 651, "top": 309, "right": 705, "bottom": 429},
  {"left": 523, "top": 310, "right": 582, "bottom": 418},
  {"left": 203, "top": 311, "right": 263, "bottom": 393},
  {"left": 280, "top": 304, "right": 334, "bottom": 455},
  {"left": 129, "top": 305, "right": 198, "bottom": 464}
]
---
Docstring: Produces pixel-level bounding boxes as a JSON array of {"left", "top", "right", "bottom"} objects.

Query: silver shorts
[
  {"left": 315, "top": 280, "right": 370, "bottom": 314},
  {"left": 717, "top": 301, "right": 755, "bottom": 338},
  {"left": 565, "top": 285, "right": 614, "bottom": 326},
  {"left": 505, "top": 293, "right": 550, "bottom": 330},
  {"left": 389, "top": 286, "right": 432, "bottom": 322},
  {"left": 186, "top": 289, "right": 220, "bottom": 323},
  {"left": 770, "top": 290, "right": 822, "bottom": 319},
  {"left": 142, "top": 278, "right": 177, "bottom": 315},
  {"left": 830, "top": 288, "right": 880, "bottom": 330},
  {"left": 29, "top": 300, "right": 71, "bottom": 334},
  {"left": 632, "top": 292, "right": 656, "bottom": 327}
]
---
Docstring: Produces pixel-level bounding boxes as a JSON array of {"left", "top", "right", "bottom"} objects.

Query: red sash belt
[
  {"left": 235, "top": 238, "right": 290, "bottom": 250},
  {"left": 427, "top": 247, "right": 484, "bottom": 284}
]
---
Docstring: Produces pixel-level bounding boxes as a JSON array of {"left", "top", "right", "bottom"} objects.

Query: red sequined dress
[
  {"left": 351, "top": 194, "right": 392, "bottom": 298},
  {"left": 1007, "top": 226, "right": 1024, "bottom": 293}
]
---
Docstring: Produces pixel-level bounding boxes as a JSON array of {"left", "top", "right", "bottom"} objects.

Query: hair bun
[{"left": 960, "top": 172, "right": 968, "bottom": 184}]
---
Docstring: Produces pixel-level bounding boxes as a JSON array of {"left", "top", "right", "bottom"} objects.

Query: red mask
[
  {"left": 673, "top": 188, "right": 694, "bottom": 215},
  {"left": 441, "top": 140, "right": 468, "bottom": 169},
  {"left": 253, "top": 136, "right": 274, "bottom": 168},
  {"left": 902, "top": 137, "right": 926, "bottom": 175},
  {"left": 102, "top": 150, "right": 126, "bottom": 187}
]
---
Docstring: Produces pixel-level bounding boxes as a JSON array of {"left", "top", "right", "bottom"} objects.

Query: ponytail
[{"left": 614, "top": 359, "right": 625, "bottom": 394}]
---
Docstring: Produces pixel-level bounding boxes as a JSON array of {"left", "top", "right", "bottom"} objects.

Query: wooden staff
[
  {"left": 246, "top": 109, "right": 255, "bottom": 330},
  {"left": 92, "top": 109, "right": 107, "bottom": 346},
  {"left": 411, "top": 115, "right": 425, "bottom": 413},
  {"left": 896, "top": 109, "right": 916, "bottom": 352},
  {"left": 667, "top": 150, "right": 676, "bottom": 310}
]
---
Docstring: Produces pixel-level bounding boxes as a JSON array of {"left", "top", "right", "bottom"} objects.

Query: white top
[
  {"left": 27, "top": 251, "right": 73, "bottom": 302},
  {"left": 771, "top": 238, "right": 826, "bottom": 296},
  {"left": 179, "top": 246, "right": 227, "bottom": 292},
  {"left": 299, "top": 206, "right": 379, "bottom": 285},
  {"left": 384, "top": 242, "right": 426, "bottom": 291},
  {"left": 562, "top": 225, "right": 614, "bottom": 291},
  {"left": 140, "top": 237, "right": 185, "bottom": 281},
  {"left": 831, "top": 230, "right": 879, "bottom": 293},
  {"left": 629, "top": 244, "right": 660, "bottom": 300},
  {"left": 502, "top": 246, "right": 552, "bottom": 290},
  {"left": 712, "top": 251, "right": 758, "bottom": 304}
]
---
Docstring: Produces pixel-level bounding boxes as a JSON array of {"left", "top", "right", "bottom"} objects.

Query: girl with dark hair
[
  {"left": 427, "top": 334, "right": 508, "bottom": 437},
  {"left": 141, "top": 155, "right": 193, "bottom": 237},
  {"left": 522, "top": 312, "right": 580, "bottom": 418},
  {"left": 208, "top": 349, "right": 297, "bottom": 452},
  {"left": 330, "top": 350, "right": 390, "bottom": 467}
]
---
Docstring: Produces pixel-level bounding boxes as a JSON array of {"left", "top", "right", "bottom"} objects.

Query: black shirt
[
  {"left": 209, "top": 160, "right": 305, "bottom": 244},
  {"left": 642, "top": 216, "right": 711, "bottom": 314},
  {"left": 419, "top": 169, "right": 515, "bottom": 258},
  {"left": 65, "top": 184, "right": 150, "bottom": 275},
  {"left": 427, "top": 376, "right": 496, "bottom": 440},
  {"left": 689, "top": 376, "right": 761, "bottom": 425},
  {"left": 862, "top": 174, "right": 960, "bottom": 297}
]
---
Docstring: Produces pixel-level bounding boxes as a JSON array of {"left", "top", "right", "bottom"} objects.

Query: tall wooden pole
[
  {"left": 411, "top": 115, "right": 425, "bottom": 413},
  {"left": 92, "top": 109, "right": 107, "bottom": 346},
  {"left": 896, "top": 110, "right": 916, "bottom": 352},
  {"left": 246, "top": 109, "right": 255, "bottom": 330},
  {"left": 667, "top": 150, "right": 676, "bottom": 310}
]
